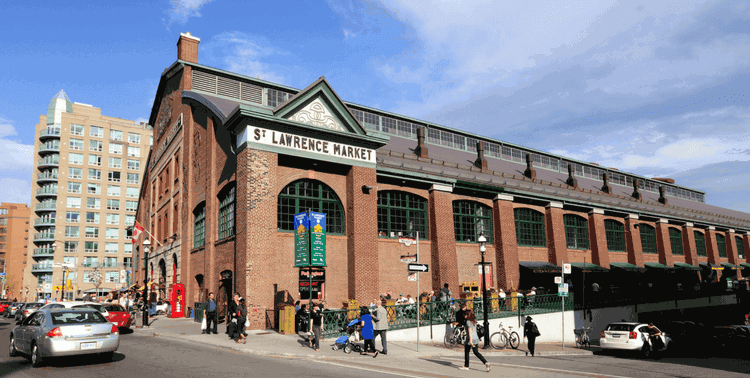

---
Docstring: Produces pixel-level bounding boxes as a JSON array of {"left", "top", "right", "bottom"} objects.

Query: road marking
[
  {"left": 313, "top": 358, "right": 454, "bottom": 378},
  {"left": 436, "top": 357, "right": 631, "bottom": 378}
]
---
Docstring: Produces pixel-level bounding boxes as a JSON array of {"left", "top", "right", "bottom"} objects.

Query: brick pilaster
[
  {"left": 588, "top": 209, "right": 610, "bottom": 268},
  {"left": 428, "top": 186, "right": 459, "bottom": 291},
  {"left": 493, "top": 195, "right": 520, "bottom": 290},
  {"left": 655, "top": 220, "right": 674, "bottom": 267},
  {"left": 705, "top": 227, "right": 719, "bottom": 265},
  {"left": 625, "top": 217, "right": 643, "bottom": 266},
  {"left": 743, "top": 233, "right": 750, "bottom": 263},
  {"left": 346, "top": 165, "right": 379, "bottom": 302},
  {"left": 545, "top": 203, "right": 568, "bottom": 266},
  {"left": 682, "top": 224, "right": 698, "bottom": 266}
]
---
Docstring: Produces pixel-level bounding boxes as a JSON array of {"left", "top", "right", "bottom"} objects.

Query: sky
[{"left": 1, "top": 0, "right": 749, "bottom": 213}]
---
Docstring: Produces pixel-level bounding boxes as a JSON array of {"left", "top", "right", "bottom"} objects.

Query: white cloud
[
  {"left": 203, "top": 32, "right": 287, "bottom": 84},
  {"left": 164, "top": 0, "right": 214, "bottom": 29},
  {"left": 0, "top": 117, "right": 33, "bottom": 173},
  {"left": 0, "top": 178, "right": 31, "bottom": 206},
  {"left": 134, "top": 117, "right": 149, "bottom": 125},
  {"left": 343, "top": 29, "right": 357, "bottom": 39}
]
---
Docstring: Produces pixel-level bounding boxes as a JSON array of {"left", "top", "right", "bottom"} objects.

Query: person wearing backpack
[
  {"left": 438, "top": 283, "right": 452, "bottom": 302},
  {"left": 523, "top": 316, "right": 540, "bottom": 356}
]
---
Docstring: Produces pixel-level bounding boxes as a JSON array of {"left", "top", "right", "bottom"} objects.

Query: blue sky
[{"left": 1, "top": 0, "right": 749, "bottom": 213}]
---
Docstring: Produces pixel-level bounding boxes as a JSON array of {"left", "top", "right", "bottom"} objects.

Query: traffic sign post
[
  {"left": 402, "top": 232, "right": 423, "bottom": 351},
  {"left": 407, "top": 263, "right": 429, "bottom": 273},
  {"left": 561, "top": 261, "right": 568, "bottom": 351}
]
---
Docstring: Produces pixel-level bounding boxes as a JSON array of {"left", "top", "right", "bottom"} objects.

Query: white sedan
[{"left": 599, "top": 322, "right": 670, "bottom": 357}]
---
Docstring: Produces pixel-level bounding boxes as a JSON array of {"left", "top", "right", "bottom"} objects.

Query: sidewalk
[{"left": 131, "top": 316, "right": 593, "bottom": 360}]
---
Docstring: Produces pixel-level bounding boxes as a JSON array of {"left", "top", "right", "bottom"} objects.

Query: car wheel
[
  {"left": 30, "top": 343, "right": 43, "bottom": 367},
  {"left": 101, "top": 351, "right": 114, "bottom": 362},
  {"left": 9, "top": 336, "right": 18, "bottom": 357}
]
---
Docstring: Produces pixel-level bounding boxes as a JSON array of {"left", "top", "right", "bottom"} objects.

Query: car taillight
[
  {"left": 629, "top": 331, "right": 637, "bottom": 339},
  {"left": 46, "top": 327, "right": 63, "bottom": 338},
  {"left": 600, "top": 330, "right": 606, "bottom": 338},
  {"left": 111, "top": 324, "right": 119, "bottom": 334}
]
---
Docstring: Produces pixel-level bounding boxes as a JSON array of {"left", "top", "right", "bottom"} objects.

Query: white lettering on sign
[{"left": 238, "top": 126, "right": 376, "bottom": 164}]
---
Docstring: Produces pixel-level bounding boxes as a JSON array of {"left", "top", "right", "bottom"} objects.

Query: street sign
[
  {"left": 0, "top": 272, "right": 6, "bottom": 275},
  {"left": 408, "top": 272, "right": 417, "bottom": 281},
  {"left": 558, "top": 283, "right": 569, "bottom": 296},
  {"left": 44, "top": 283, "right": 51, "bottom": 291},
  {"left": 563, "top": 263, "right": 572, "bottom": 274},
  {"left": 554, "top": 276, "right": 562, "bottom": 284},
  {"left": 400, "top": 254, "right": 417, "bottom": 263},
  {"left": 293, "top": 212, "right": 310, "bottom": 267},
  {"left": 309, "top": 211, "right": 327, "bottom": 267},
  {"left": 408, "top": 263, "right": 429, "bottom": 273},
  {"left": 399, "top": 237, "right": 416, "bottom": 246}
]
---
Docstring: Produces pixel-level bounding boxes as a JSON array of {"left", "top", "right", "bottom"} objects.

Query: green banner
[
  {"left": 310, "top": 211, "right": 327, "bottom": 267},
  {"left": 294, "top": 212, "right": 310, "bottom": 267}
]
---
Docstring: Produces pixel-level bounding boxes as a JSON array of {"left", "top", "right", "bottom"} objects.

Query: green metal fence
[{"left": 318, "top": 294, "right": 573, "bottom": 337}]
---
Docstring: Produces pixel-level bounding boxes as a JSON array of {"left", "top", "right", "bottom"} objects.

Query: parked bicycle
[
  {"left": 489, "top": 321, "right": 520, "bottom": 349},
  {"left": 444, "top": 322, "right": 467, "bottom": 349},
  {"left": 574, "top": 327, "right": 592, "bottom": 349}
]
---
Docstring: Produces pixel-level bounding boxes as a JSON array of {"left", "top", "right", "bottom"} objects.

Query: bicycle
[
  {"left": 574, "top": 327, "right": 592, "bottom": 349},
  {"left": 489, "top": 321, "right": 520, "bottom": 349},
  {"left": 443, "top": 322, "right": 467, "bottom": 349}
]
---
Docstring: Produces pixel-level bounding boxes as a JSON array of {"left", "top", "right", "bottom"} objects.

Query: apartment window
[
  {"left": 717, "top": 233, "right": 727, "bottom": 258},
  {"left": 218, "top": 186, "right": 235, "bottom": 239},
  {"left": 695, "top": 231, "right": 707, "bottom": 257},
  {"left": 736, "top": 236, "right": 745, "bottom": 259},
  {"left": 64, "top": 242, "right": 78, "bottom": 253},
  {"left": 126, "top": 187, "right": 138, "bottom": 198},
  {"left": 453, "top": 201, "right": 494, "bottom": 243},
  {"left": 69, "top": 168, "right": 83, "bottom": 179},
  {"left": 66, "top": 211, "right": 80, "bottom": 223},
  {"left": 110, "top": 130, "right": 123, "bottom": 141},
  {"left": 108, "top": 171, "right": 121, "bottom": 182},
  {"left": 90, "top": 125, "right": 103, "bottom": 138},
  {"left": 107, "top": 185, "right": 121, "bottom": 197},
  {"left": 514, "top": 208, "right": 545, "bottom": 247},
  {"left": 376, "top": 191, "right": 428, "bottom": 238},
  {"left": 69, "top": 139, "right": 84, "bottom": 151},
  {"left": 0, "top": 227, "right": 5, "bottom": 233},
  {"left": 69, "top": 153, "right": 83, "bottom": 165},
  {"left": 65, "top": 226, "right": 79, "bottom": 238},
  {"left": 109, "top": 143, "right": 122, "bottom": 155},
  {"left": 85, "top": 226, "right": 99, "bottom": 238},
  {"left": 126, "top": 173, "right": 140, "bottom": 184},
  {"left": 68, "top": 182, "right": 82, "bottom": 194},
  {"left": 127, "top": 146, "right": 140, "bottom": 157},
  {"left": 67, "top": 197, "right": 81, "bottom": 209},
  {"left": 0, "top": 209, "right": 6, "bottom": 215},
  {"left": 194, "top": 203, "right": 205, "bottom": 249},
  {"left": 149, "top": 136, "right": 153, "bottom": 146},
  {"left": 127, "top": 159, "right": 140, "bottom": 171},
  {"left": 83, "top": 271, "right": 93, "bottom": 282},
  {"left": 89, "top": 140, "right": 103, "bottom": 152},
  {"left": 105, "top": 243, "right": 118, "bottom": 254},
  {"left": 84, "top": 241, "right": 98, "bottom": 253},
  {"left": 88, "top": 168, "right": 101, "bottom": 181},
  {"left": 124, "top": 243, "right": 132, "bottom": 254},
  {"left": 669, "top": 228, "right": 683, "bottom": 255},
  {"left": 125, "top": 201, "right": 138, "bottom": 212},
  {"left": 128, "top": 133, "right": 140, "bottom": 144},
  {"left": 106, "top": 199, "right": 120, "bottom": 211},
  {"left": 106, "top": 228, "right": 119, "bottom": 240},
  {"left": 88, "top": 154, "right": 102, "bottom": 166},
  {"left": 87, "top": 198, "right": 101, "bottom": 210},
  {"left": 605, "top": 220, "right": 626, "bottom": 252},
  {"left": 124, "top": 257, "right": 133, "bottom": 268},
  {"left": 83, "top": 257, "right": 98, "bottom": 267},
  {"left": 87, "top": 183, "right": 101, "bottom": 195},
  {"left": 108, "top": 157, "right": 122, "bottom": 168},
  {"left": 125, "top": 214, "right": 135, "bottom": 226},
  {"left": 106, "top": 213, "right": 120, "bottom": 225},
  {"left": 277, "top": 180, "right": 345, "bottom": 234},
  {"left": 639, "top": 225, "right": 658, "bottom": 254},
  {"left": 106, "top": 271, "right": 119, "bottom": 283},
  {"left": 86, "top": 212, "right": 99, "bottom": 224},
  {"left": 563, "top": 214, "right": 589, "bottom": 250},
  {"left": 70, "top": 124, "right": 84, "bottom": 136}
]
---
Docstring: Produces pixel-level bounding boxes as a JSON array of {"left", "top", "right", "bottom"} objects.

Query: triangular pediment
[{"left": 273, "top": 77, "right": 367, "bottom": 136}]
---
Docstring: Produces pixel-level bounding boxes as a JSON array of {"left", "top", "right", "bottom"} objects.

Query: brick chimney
[
  {"left": 415, "top": 128, "right": 429, "bottom": 158},
  {"left": 601, "top": 172, "right": 611, "bottom": 194},
  {"left": 177, "top": 32, "right": 200, "bottom": 63},
  {"left": 474, "top": 141, "right": 488, "bottom": 170},
  {"left": 631, "top": 179, "right": 642, "bottom": 201},
  {"left": 566, "top": 164, "right": 578, "bottom": 189},
  {"left": 658, "top": 186, "right": 668, "bottom": 205},
  {"left": 524, "top": 154, "right": 536, "bottom": 180}
]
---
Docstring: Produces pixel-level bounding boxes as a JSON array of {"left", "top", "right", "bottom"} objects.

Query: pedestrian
[
  {"left": 230, "top": 293, "right": 247, "bottom": 344},
  {"left": 524, "top": 316, "right": 540, "bottom": 356},
  {"left": 310, "top": 304, "right": 323, "bottom": 351},
  {"left": 386, "top": 292, "right": 392, "bottom": 300},
  {"left": 455, "top": 301, "right": 467, "bottom": 327},
  {"left": 359, "top": 307, "right": 378, "bottom": 357},
  {"left": 459, "top": 308, "right": 490, "bottom": 372},
  {"left": 429, "top": 290, "right": 436, "bottom": 302},
  {"left": 373, "top": 299, "right": 388, "bottom": 355},
  {"left": 438, "top": 283, "right": 452, "bottom": 302},
  {"left": 203, "top": 292, "right": 218, "bottom": 334}
]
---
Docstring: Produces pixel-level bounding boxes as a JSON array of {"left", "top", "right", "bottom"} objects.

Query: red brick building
[{"left": 135, "top": 33, "right": 750, "bottom": 328}]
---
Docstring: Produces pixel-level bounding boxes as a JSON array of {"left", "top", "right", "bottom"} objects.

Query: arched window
[
  {"left": 639, "top": 224, "right": 657, "bottom": 254},
  {"left": 669, "top": 228, "right": 683, "bottom": 255},
  {"left": 377, "top": 191, "right": 428, "bottom": 238},
  {"left": 278, "top": 179, "right": 345, "bottom": 234},
  {"left": 694, "top": 231, "right": 707, "bottom": 257},
  {"left": 514, "top": 208, "right": 545, "bottom": 247},
  {"left": 563, "top": 214, "right": 588, "bottom": 249},
  {"left": 716, "top": 233, "right": 726, "bottom": 258},
  {"left": 604, "top": 220, "right": 625, "bottom": 252},
  {"left": 454, "top": 201, "right": 493, "bottom": 243},
  {"left": 218, "top": 185, "right": 235, "bottom": 239},
  {"left": 735, "top": 236, "right": 745, "bottom": 260},
  {"left": 193, "top": 202, "right": 205, "bottom": 249}
]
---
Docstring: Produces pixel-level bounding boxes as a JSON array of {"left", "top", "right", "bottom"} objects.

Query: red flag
[{"left": 132, "top": 221, "right": 144, "bottom": 244}]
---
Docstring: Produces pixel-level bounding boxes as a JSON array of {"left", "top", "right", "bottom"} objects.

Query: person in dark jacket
[
  {"left": 524, "top": 316, "right": 539, "bottom": 356},
  {"left": 310, "top": 304, "right": 323, "bottom": 351},
  {"left": 202, "top": 292, "right": 218, "bottom": 334},
  {"left": 229, "top": 293, "right": 247, "bottom": 343}
]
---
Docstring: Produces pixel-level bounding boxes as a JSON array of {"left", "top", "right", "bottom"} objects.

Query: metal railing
[
  {"left": 37, "top": 171, "right": 59, "bottom": 181},
  {"left": 32, "top": 248, "right": 55, "bottom": 257}
]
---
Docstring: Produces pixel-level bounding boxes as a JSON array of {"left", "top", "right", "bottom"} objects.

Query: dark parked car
[
  {"left": 709, "top": 326, "right": 750, "bottom": 354},
  {"left": 4, "top": 303, "right": 21, "bottom": 318},
  {"left": 16, "top": 302, "right": 44, "bottom": 323},
  {"left": 659, "top": 321, "right": 710, "bottom": 352}
]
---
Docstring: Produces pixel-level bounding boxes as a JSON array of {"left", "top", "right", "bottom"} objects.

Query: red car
[
  {"left": 0, "top": 302, "right": 10, "bottom": 313},
  {"left": 104, "top": 304, "right": 132, "bottom": 329}
]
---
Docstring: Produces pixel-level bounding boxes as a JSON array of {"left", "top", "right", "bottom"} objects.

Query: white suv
[
  {"left": 39, "top": 301, "right": 109, "bottom": 317},
  {"left": 599, "top": 322, "right": 670, "bottom": 356}
]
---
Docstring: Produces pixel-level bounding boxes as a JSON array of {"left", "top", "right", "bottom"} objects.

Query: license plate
[
  {"left": 612, "top": 334, "right": 620, "bottom": 338},
  {"left": 80, "top": 342, "right": 96, "bottom": 350}
]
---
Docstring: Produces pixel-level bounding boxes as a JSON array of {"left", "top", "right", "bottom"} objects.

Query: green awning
[
  {"left": 740, "top": 263, "right": 750, "bottom": 269},
  {"left": 519, "top": 261, "right": 562, "bottom": 273},
  {"left": 699, "top": 262, "right": 723, "bottom": 270},
  {"left": 644, "top": 262, "right": 675, "bottom": 270},
  {"left": 674, "top": 262, "right": 700, "bottom": 271},
  {"left": 609, "top": 262, "right": 646, "bottom": 272},
  {"left": 569, "top": 262, "right": 609, "bottom": 272},
  {"left": 721, "top": 262, "right": 741, "bottom": 269}
]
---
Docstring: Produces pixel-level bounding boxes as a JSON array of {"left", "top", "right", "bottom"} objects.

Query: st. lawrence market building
[{"left": 134, "top": 33, "right": 750, "bottom": 329}]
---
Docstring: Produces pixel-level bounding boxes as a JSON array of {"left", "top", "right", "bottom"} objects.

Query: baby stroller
[{"left": 332, "top": 319, "right": 363, "bottom": 354}]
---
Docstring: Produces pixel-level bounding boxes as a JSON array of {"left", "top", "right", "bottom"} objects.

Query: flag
[{"left": 132, "top": 221, "right": 144, "bottom": 244}]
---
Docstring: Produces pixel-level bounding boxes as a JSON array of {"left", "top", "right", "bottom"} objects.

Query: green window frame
[
  {"left": 563, "top": 214, "right": 588, "bottom": 249},
  {"left": 736, "top": 236, "right": 745, "bottom": 259},
  {"left": 604, "top": 220, "right": 625, "bottom": 252},
  {"left": 514, "top": 208, "right": 545, "bottom": 247},
  {"left": 716, "top": 233, "right": 726, "bottom": 258},
  {"left": 277, "top": 180, "right": 345, "bottom": 234},
  {"left": 454, "top": 201, "right": 493, "bottom": 243},
  {"left": 669, "top": 228, "right": 683, "bottom": 255},
  {"left": 639, "top": 225, "right": 657, "bottom": 254},
  {"left": 218, "top": 186, "right": 235, "bottom": 240},
  {"left": 377, "top": 191, "right": 428, "bottom": 238},
  {"left": 193, "top": 203, "right": 205, "bottom": 249},
  {"left": 694, "top": 231, "right": 707, "bottom": 257}
]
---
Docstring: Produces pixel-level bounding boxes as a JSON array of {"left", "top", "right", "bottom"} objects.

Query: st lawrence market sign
[{"left": 238, "top": 126, "right": 377, "bottom": 164}]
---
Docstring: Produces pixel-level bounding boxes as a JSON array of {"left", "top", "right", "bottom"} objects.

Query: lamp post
[
  {"left": 478, "top": 233, "right": 491, "bottom": 349},
  {"left": 142, "top": 239, "right": 151, "bottom": 327},
  {"left": 51, "top": 241, "right": 73, "bottom": 301}
]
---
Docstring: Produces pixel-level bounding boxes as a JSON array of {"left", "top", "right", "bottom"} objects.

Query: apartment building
[{"left": 0, "top": 203, "right": 31, "bottom": 300}]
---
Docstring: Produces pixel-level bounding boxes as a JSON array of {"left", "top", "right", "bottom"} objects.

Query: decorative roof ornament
[
  {"left": 287, "top": 98, "right": 345, "bottom": 132},
  {"left": 46, "top": 89, "right": 73, "bottom": 125}
]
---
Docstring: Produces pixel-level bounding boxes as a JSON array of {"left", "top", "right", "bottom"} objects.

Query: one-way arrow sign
[{"left": 408, "top": 263, "right": 429, "bottom": 273}]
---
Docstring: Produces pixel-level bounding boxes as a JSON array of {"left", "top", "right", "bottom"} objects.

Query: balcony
[
  {"left": 38, "top": 143, "right": 60, "bottom": 155},
  {"left": 39, "top": 128, "right": 61, "bottom": 140},
  {"left": 38, "top": 156, "right": 60, "bottom": 169},
  {"left": 34, "top": 217, "right": 56, "bottom": 228},
  {"left": 81, "top": 262, "right": 100, "bottom": 268},
  {"left": 31, "top": 264, "right": 54, "bottom": 273},
  {"left": 36, "top": 186, "right": 58, "bottom": 199},
  {"left": 32, "top": 248, "right": 55, "bottom": 258},
  {"left": 36, "top": 171, "right": 58, "bottom": 183},
  {"left": 101, "top": 262, "right": 121, "bottom": 268},
  {"left": 35, "top": 202, "right": 56, "bottom": 214},
  {"left": 33, "top": 232, "right": 55, "bottom": 243}
]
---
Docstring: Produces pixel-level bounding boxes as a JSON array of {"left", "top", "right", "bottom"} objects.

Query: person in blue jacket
[{"left": 359, "top": 307, "right": 378, "bottom": 357}]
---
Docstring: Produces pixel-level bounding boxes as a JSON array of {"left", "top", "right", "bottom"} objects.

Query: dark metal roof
[{"left": 519, "top": 261, "right": 562, "bottom": 273}]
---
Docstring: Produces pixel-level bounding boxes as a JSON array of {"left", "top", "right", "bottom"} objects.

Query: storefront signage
[
  {"left": 238, "top": 126, "right": 376, "bottom": 164},
  {"left": 299, "top": 267, "right": 326, "bottom": 282},
  {"left": 294, "top": 212, "right": 310, "bottom": 267},
  {"left": 310, "top": 211, "right": 327, "bottom": 267}
]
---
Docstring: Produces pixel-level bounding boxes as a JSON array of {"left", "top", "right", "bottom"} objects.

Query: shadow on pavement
[
  {"left": 588, "top": 349, "right": 750, "bottom": 375},
  {"left": 39, "top": 352, "right": 127, "bottom": 368}
]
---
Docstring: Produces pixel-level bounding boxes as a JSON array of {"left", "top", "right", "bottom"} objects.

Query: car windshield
[
  {"left": 29, "top": 303, "right": 43, "bottom": 308},
  {"left": 606, "top": 324, "right": 636, "bottom": 332},
  {"left": 51, "top": 311, "right": 108, "bottom": 325},
  {"left": 105, "top": 305, "right": 125, "bottom": 312},
  {"left": 73, "top": 304, "right": 107, "bottom": 313}
]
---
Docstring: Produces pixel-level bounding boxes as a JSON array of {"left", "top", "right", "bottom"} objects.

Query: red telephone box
[{"left": 170, "top": 283, "right": 185, "bottom": 318}]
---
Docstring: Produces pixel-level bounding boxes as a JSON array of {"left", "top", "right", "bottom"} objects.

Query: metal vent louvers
[{"left": 192, "top": 70, "right": 263, "bottom": 105}]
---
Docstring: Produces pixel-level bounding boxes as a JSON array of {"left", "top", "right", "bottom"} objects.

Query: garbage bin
[{"left": 194, "top": 302, "right": 204, "bottom": 323}]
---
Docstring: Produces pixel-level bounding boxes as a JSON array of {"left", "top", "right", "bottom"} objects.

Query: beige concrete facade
[
  {"left": 0, "top": 202, "right": 31, "bottom": 300},
  {"left": 24, "top": 93, "right": 152, "bottom": 300}
]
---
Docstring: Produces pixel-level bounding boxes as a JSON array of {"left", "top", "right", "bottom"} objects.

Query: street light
[
  {"left": 142, "top": 239, "right": 151, "bottom": 327},
  {"left": 478, "top": 233, "right": 491, "bottom": 349},
  {"left": 51, "top": 241, "right": 74, "bottom": 301}
]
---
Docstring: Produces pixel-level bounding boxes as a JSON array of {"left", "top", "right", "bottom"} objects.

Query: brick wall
[
  {"left": 428, "top": 189, "right": 459, "bottom": 291},
  {"left": 588, "top": 212, "right": 610, "bottom": 268},
  {"left": 493, "top": 198, "right": 519, "bottom": 291}
]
